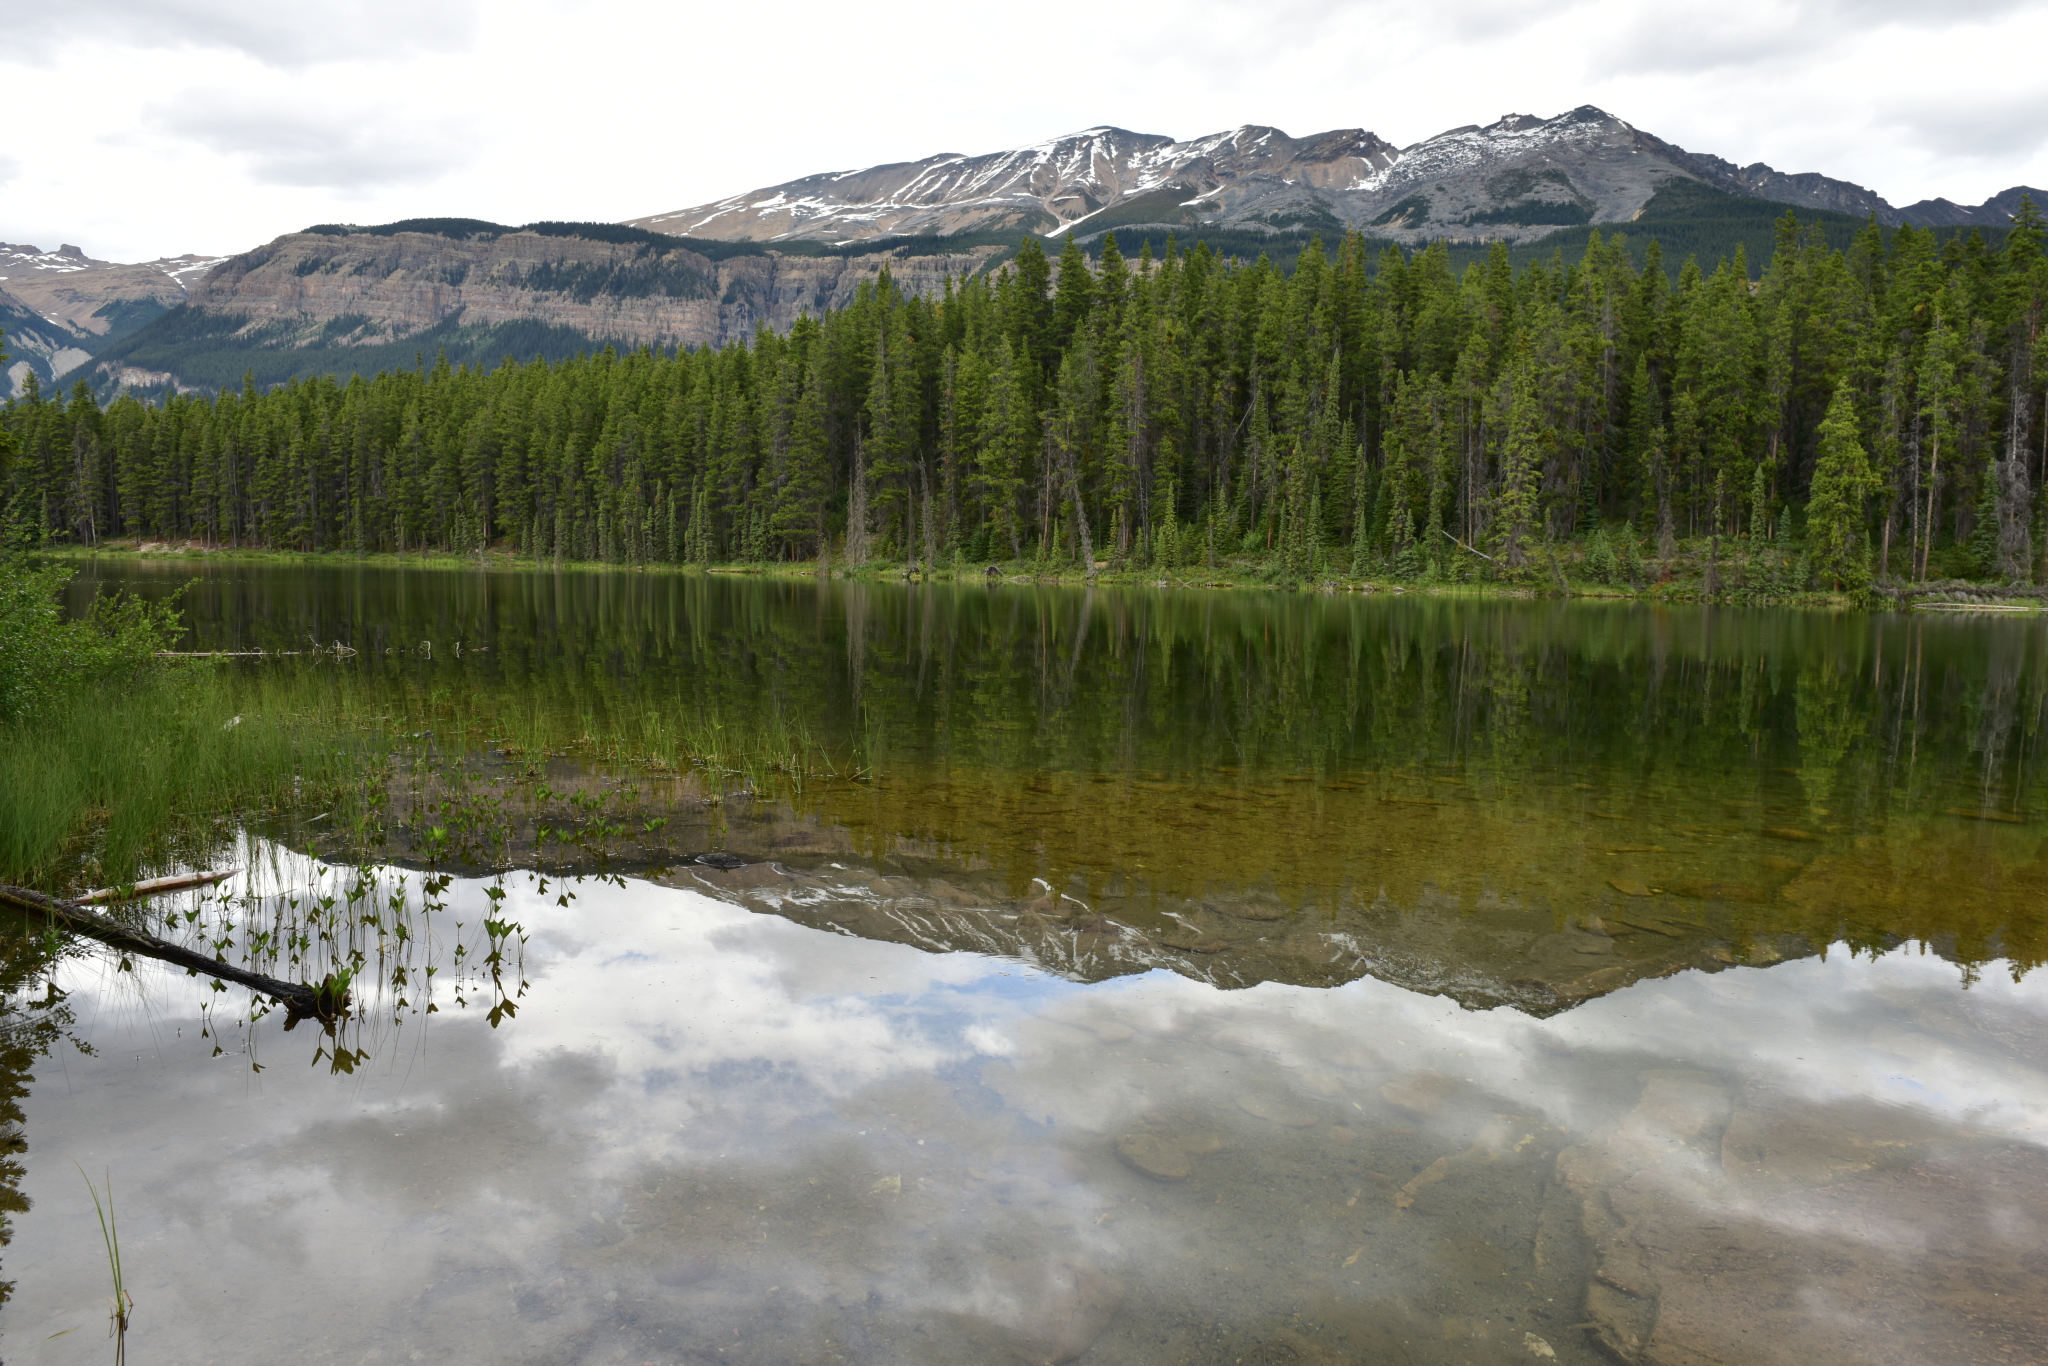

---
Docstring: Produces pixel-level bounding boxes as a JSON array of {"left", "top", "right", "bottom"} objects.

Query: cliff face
[
  {"left": 83, "top": 225, "right": 1006, "bottom": 393},
  {"left": 178, "top": 227, "right": 1000, "bottom": 353}
]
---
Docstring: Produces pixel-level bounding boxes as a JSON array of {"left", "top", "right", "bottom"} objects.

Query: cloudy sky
[{"left": 4, "top": 0, "right": 2046, "bottom": 262}]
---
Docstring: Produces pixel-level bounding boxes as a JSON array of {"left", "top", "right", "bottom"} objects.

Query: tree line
[{"left": 4, "top": 205, "right": 2045, "bottom": 588}]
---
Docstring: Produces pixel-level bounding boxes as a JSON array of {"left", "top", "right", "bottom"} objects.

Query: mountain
[
  {"left": 35, "top": 105, "right": 2045, "bottom": 401},
  {"left": 85, "top": 220, "right": 998, "bottom": 397},
  {"left": 0, "top": 242, "right": 227, "bottom": 395},
  {"left": 627, "top": 124, "right": 1402, "bottom": 243},
  {"left": 1895, "top": 185, "right": 2047, "bottom": 228},
  {"left": 629, "top": 106, "right": 2043, "bottom": 246}
]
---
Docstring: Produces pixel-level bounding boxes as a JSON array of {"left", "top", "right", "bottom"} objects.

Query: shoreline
[{"left": 36, "top": 542, "right": 2045, "bottom": 612}]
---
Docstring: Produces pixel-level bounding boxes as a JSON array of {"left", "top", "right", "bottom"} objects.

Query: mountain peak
[{"left": 623, "top": 106, "right": 2035, "bottom": 247}]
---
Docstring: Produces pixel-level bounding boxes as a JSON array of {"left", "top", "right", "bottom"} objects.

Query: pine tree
[
  {"left": 1494, "top": 360, "right": 1543, "bottom": 571},
  {"left": 1806, "top": 380, "right": 1875, "bottom": 590}
]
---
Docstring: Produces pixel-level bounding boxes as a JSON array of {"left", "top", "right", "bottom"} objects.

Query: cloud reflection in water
[{"left": 10, "top": 869, "right": 2047, "bottom": 1365}]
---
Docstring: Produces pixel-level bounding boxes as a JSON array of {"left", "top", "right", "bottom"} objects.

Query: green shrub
[
  {"left": 0, "top": 559, "right": 182, "bottom": 723},
  {"left": 0, "top": 556, "right": 374, "bottom": 889}
]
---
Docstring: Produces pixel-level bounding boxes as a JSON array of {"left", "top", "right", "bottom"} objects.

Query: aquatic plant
[{"left": 72, "top": 1163, "right": 130, "bottom": 1366}]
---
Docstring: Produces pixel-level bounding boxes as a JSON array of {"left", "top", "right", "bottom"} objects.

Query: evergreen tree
[
  {"left": 1806, "top": 380, "right": 1875, "bottom": 589},
  {"left": 7, "top": 218, "right": 2045, "bottom": 592}
]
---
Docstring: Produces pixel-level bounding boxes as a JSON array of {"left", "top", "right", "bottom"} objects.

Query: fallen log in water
[
  {"left": 78, "top": 868, "right": 237, "bottom": 904},
  {"left": 0, "top": 882, "right": 346, "bottom": 1028}
]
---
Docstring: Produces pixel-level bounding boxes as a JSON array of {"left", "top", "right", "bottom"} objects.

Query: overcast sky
[{"left": 4, "top": 0, "right": 2046, "bottom": 262}]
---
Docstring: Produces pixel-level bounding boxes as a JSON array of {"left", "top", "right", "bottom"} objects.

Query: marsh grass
[
  {"left": 385, "top": 685, "right": 865, "bottom": 802},
  {"left": 638, "top": 712, "right": 853, "bottom": 796},
  {"left": 0, "top": 664, "right": 381, "bottom": 892},
  {"left": 72, "top": 1163, "right": 130, "bottom": 1366}
]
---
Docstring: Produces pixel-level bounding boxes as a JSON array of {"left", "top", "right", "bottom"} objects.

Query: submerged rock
[
  {"left": 1236, "top": 1091, "right": 1320, "bottom": 1127},
  {"left": 912, "top": 1257, "right": 1125, "bottom": 1366},
  {"left": 689, "top": 850, "right": 754, "bottom": 870},
  {"left": 1114, "top": 1131, "right": 1192, "bottom": 1180},
  {"left": 1379, "top": 1072, "right": 1455, "bottom": 1116},
  {"left": 1555, "top": 1070, "right": 2048, "bottom": 1365}
]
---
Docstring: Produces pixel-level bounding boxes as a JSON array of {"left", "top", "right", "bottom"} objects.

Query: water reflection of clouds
[
  {"left": 499, "top": 877, "right": 1060, "bottom": 1149},
  {"left": 12, "top": 869, "right": 2047, "bottom": 1364}
]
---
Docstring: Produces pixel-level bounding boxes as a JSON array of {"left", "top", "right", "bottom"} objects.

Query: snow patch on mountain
[{"left": 626, "top": 105, "right": 2043, "bottom": 249}]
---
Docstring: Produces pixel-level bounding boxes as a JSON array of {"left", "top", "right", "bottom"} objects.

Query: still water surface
[{"left": 8, "top": 566, "right": 2048, "bottom": 1364}]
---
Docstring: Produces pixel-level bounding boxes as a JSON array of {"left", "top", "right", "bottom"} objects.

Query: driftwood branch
[
  {"left": 0, "top": 882, "right": 344, "bottom": 1028},
  {"left": 78, "top": 869, "right": 236, "bottom": 905},
  {"left": 1440, "top": 528, "right": 1496, "bottom": 563}
]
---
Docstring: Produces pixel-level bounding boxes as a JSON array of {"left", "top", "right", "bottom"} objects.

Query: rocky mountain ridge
[
  {"left": 629, "top": 105, "right": 2042, "bottom": 246},
  {"left": 186, "top": 225, "right": 997, "bottom": 352},
  {"left": 1, "top": 241, "right": 228, "bottom": 395},
  {"left": 78, "top": 223, "right": 1000, "bottom": 397},
  {"left": 12, "top": 104, "right": 2042, "bottom": 400}
]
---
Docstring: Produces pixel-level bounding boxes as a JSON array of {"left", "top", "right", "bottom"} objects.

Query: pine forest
[{"left": 7, "top": 208, "right": 2047, "bottom": 595}]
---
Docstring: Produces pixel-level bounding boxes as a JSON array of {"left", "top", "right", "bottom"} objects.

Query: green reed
[
  {"left": 0, "top": 664, "right": 382, "bottom": 892},
  {"left": 72, "top": 1163, "right": 130, "bottom": 1366}
]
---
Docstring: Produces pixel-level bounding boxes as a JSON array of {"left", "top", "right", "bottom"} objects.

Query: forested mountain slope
[{"left": 9, "top": 209, "right": 2044, "bottom": 594}]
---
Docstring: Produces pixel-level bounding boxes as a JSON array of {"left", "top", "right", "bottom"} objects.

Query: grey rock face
[
  {"left": 168, "top": 227, "right": 999, "bottom": 355},
  {"left": 630, "top": 109, "right": 1672, "bottom": 247},
  {"left": 630, "top": 105, "right": 2047, "bottom": 247}
]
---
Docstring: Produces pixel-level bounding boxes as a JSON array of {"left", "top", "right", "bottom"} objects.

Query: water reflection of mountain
[
  {"left": 333, "top": 753, "right": 2044, "bottom": 1016},
  {"left": 333, "top": 777, "right": 2014, "bottom": 1017},
  {"left": 79, "top": 564, "right": 2048, "bottom": 988}
]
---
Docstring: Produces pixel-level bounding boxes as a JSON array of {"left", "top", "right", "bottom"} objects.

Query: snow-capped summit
[{"left": 626, "top": 105, "right": 2038, "bottom": 247}]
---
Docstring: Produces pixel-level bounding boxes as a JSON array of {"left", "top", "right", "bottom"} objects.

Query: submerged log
[{"left": 0, "top": 882, "right": 346, "bottom": 1028}]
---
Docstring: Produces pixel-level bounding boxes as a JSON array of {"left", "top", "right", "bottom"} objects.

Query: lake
[{"left": 7, "top": 564, "right": 2047, "bottom": 1365}]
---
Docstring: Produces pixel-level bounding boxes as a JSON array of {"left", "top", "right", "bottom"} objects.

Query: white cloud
[
  {"left": 2, "top": 0, "right": 2047, "bottom": 260},
  {"left": 148, "top": 89, "right": 472, "bottom": 190},
  {"left": 1597, "top": 0, "right": 2047, "bottom": 75},
  {"left": 22, "top": 864, "right": 2048, "bottom": 1364},
  {"left": 1878, "top": 91, "right": 2048, "bottom": 166},
  {"left": 6, "top": 0, "right": 479, "bottom": 68}
]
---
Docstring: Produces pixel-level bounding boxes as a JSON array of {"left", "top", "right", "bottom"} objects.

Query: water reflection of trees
[
  {"left": 0, "top": 932, "right": 70, "bottom": 1307},
  {"left": 83, "top": 565, "right": 2048, "bottom": 966}
]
